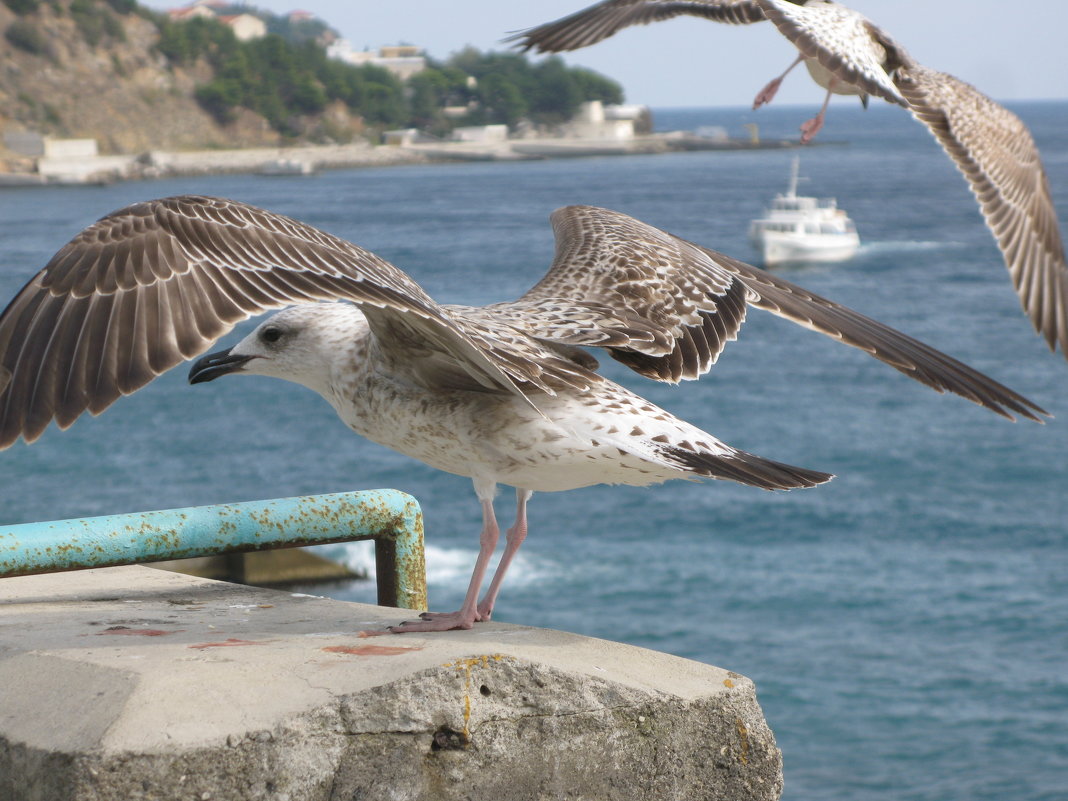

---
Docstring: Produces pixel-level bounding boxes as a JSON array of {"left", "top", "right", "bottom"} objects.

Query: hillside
[
  {"left": 0, "top": 0, "right": 287, "bottom": 154},
  {"left": 0, "top": 0, "right": 625, "bottom": 160}
]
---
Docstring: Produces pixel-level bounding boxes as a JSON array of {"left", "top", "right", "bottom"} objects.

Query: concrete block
[
  {"left": 0, "top": 567, "right": 782, "bottom": 801},
  {"left": 41, "top": 139, "right": 98, "bottom": 159}
]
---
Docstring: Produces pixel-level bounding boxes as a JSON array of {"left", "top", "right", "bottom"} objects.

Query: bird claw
[
  {"left": 388, "top": 613, "right": 476, "bottom": 633},
  {"left": 419, "top": 605, "right": 493, "bottom": 622},
  {"left": 752, "top": 78, "right": 782, "bottom": 109},
  {"left": 799, "top": 116, "right": 824, "bottom": 144}
]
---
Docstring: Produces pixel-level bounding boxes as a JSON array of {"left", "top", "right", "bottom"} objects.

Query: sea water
[{"left": 0, "top": 103, "right": 1065, "bottom": 801}]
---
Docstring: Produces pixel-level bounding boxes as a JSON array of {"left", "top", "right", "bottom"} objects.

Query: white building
[
  {"left": 167, "top": 5, "right": 266, "bottom": 41},
  {"left": 167, "top": 4, "right": 216, "bottom": 21},
  {"left": 326, "top": 41, "right": 426, "bottom": 80},
  {"left": 450, "top": 124, "right": 509, "bottom": 144},
  {"left": 217, "top": 13, "right": 267, "bottom": 42},
  {"left": 383, "top": 128, "right": 420, "bottom": 146},
  {"left": 560, "top": 101, "right": 636, "bottom": 141}
]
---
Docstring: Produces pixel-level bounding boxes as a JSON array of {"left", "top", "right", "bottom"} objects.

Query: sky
[{"left": 143, "top": 1, "right": 1068, "bottom": 108}]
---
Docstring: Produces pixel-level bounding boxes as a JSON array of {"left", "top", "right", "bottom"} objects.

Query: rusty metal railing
[{"left": 0, "top": 489, "right": 427, "bottom": 611}]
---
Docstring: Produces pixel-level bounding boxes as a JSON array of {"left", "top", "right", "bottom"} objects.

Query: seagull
[
  {"left": 511, "top": 0, "right": 1068, "bottom": 362},
  {"left": 0, "top": 196, "right": 1045, "bottom": 632}
]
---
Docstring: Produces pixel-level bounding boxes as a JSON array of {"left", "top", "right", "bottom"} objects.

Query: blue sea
[{"left": 1, "top": 103, "right": 1066, "bottom": 801}]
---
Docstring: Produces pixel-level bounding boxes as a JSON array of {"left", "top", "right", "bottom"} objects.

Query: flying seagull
[
  {"left": 0, "top": 196, "right": 1045, "bottom": 632},
  {"left": 510, "top": 0, "right": 1068, "bottom": 363}
]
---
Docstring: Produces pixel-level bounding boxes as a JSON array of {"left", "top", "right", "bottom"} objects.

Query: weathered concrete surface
[{"left": 0, "top": 567, "right": 782, "bottom": 801}]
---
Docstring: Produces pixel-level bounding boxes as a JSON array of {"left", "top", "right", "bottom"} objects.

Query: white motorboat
[{"left": 748, "top": 157, "right": 860, "bottom": 266}]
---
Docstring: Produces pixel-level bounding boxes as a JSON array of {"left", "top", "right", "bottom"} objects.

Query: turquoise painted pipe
[{"left": 0, "top": 489, "right": 427, "bottom": 611}]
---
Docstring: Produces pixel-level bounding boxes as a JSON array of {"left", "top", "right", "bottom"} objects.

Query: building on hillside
[
  {"left": 167, "top": 4, "right": 216, "bottom": 21},
  {"left": 326, "top": 41, "right": 427, "bottom": 80},
  {"left": 218, "top": 13, "right": 267, "bottom": 41},
  {"left": 167, "top": 5, "right": 267, "bottom": 41}
]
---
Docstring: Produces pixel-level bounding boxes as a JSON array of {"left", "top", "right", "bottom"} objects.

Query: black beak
[{"left": 188, "top": 348, "right": 254, "bottom": 384}]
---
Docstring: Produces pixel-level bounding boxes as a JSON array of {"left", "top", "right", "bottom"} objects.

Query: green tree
[
  {"left": 2, "top": 0, "right": 39, "bottom": 15},
  {"left": 155, "top": 10, "right": 623, "bottom": 138},
  {"left": 195, "top": 79, "right": 241, "bottom": 123},
  {"left": 104, "top": 0, "right": 136, "bottom": 13},
  {"left": 70, "top": 0, "right": 125, "bottom": 47},
  {"left": 5, "top": 19, "right": 46, "bottom": 54},
  {"left": 408, "top": 68, "right": 455, "bottom": 127},
  {"left": 570, "top": 67, "right": 624, "bottom": 105},
  {"left": 478, "top": 73, "right": 527, "bottom": 127},
  {"left": 530, "top": 57, "right": 583, "bottom": 121},
  {"left": 440, "top": 48, "right": 623, "bottom": 128}
]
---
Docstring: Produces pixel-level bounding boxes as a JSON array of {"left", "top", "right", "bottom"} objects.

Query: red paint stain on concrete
[
  {"left": 322, "top": 644, "right": 422, "bottom": 656},
  {"left": 98, "top": 627, "right": 184, "bottom": 637},
  {"left": 188, "top": 638, "right": 273, "bottom": 649}
]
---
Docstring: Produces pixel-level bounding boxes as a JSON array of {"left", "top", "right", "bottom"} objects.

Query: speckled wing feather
[
  {"left": 486, "top": 206, "right": 1045, "bottom": 421},
  {"left": 0, "top": 196, "right": 587, "bottom": 449},
  {"left": 499, "top": 205, "right": 750, "bottom": 383},
  {"left": 897, "top": 65, "right": 1068, "bottom": 359},
  {"left": 687, "top": 241, "right": 1047, "bottom": 421},
  {"left": 757, "top": 0, "right": 910, "bottom": 106},
  {"left": 508, "top": 0, "right": 769, "bottom": 53}
]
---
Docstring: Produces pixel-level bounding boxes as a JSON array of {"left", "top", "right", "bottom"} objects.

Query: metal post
[{"left": 0, "top": 489, "right": 427, "bottom": 611}]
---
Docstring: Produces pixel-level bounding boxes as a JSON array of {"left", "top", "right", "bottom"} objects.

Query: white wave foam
[{"left": 317, "top": 540, "right": 555, "bottom": 590}]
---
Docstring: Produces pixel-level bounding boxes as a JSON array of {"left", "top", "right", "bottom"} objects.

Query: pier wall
[{"left": 0, "top": 567, "right": 782, "bottom": 801}]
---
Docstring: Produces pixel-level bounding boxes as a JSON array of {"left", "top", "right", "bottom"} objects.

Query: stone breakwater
[{"left": 0, "top": 141, "right": 430, "bottom": 186}]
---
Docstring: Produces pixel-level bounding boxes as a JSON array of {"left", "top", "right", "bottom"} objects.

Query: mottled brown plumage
[{"left": 0, "top": 196, "right": 1044, "bottom": 455}]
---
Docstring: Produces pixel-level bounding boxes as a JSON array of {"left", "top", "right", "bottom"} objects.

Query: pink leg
[
  {"left": 389, "top": 492, "right": 500, "bottom": 633},
  {"left": 476, "top": 489, "right": 532, "bottom": 621},
  {"left": 800, "top": 81, "right": 836, "bottom": 144},
  {"left": 753, "top": 54, "right": 803, "bottom": 109}
]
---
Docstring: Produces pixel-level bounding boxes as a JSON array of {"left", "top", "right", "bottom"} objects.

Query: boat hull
[{"left": 752, "top": 231, "right": 860, "bottom": 266}]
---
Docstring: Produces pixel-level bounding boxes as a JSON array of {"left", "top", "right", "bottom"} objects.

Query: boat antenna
[{"left": 787, "top": 155, "right": 800, "bottom": 198}]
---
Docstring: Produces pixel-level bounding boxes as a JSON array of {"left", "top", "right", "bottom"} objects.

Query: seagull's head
[{"left": 188, "top": 303, "right": 365, "bottom": 396}]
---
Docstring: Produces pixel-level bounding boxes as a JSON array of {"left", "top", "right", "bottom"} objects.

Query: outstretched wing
[
  {"left": 898, "top": 65, "right": 1068, "bottom": 359},
  {"left": 486, "top": 206, "right": 1045, "bottom": 421},
  {"left": 0, "top": 196, "right": 579, "bottom": 449},
  {"left": 494, "top": 204, "right": 749, "bottom": 383},
  {"left": 695, "top": 242, "right": 1046, "bottom": 421},
  {"left": 508, "top": 0, "right": 769, "bottom": 53}
]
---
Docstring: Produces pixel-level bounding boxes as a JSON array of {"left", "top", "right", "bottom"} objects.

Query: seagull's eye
[{"left": 261, "top": 327, "right": 284, "bottom": 344}]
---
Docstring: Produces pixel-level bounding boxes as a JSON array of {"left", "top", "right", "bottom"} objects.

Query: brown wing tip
[
  {"left": 664, "top": 444, "right": 835, "bottom": 490},
  {"left": 502, "top": 28, "right": 537, "bottom": 51},
  {"left": 1001, "top": 401, "right": 1050, "bottom": 425},
  {"left": 914, "top": 367, "right": 1050, "bottom": 424}
]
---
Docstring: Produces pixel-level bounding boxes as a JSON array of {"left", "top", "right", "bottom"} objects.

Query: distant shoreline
[{"left": 0, "top": 133, "right": 816, "bottom": 188}]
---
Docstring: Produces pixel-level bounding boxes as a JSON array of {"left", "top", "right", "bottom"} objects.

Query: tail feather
[{"left": 660, "top": 444, "right": 833, "bottom": 490}]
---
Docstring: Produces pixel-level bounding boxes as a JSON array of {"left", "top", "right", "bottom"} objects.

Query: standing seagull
[
  {"left": 511, "top": 0, "right": 1068, "bottom": 362},
  {"left": 0, "top": 197, "right": 1045, "bottom": 631}
]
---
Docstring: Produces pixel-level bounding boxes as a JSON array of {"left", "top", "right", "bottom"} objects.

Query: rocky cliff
[{"left": 0, "top": 0, "right": 295, "bottom": 156}]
